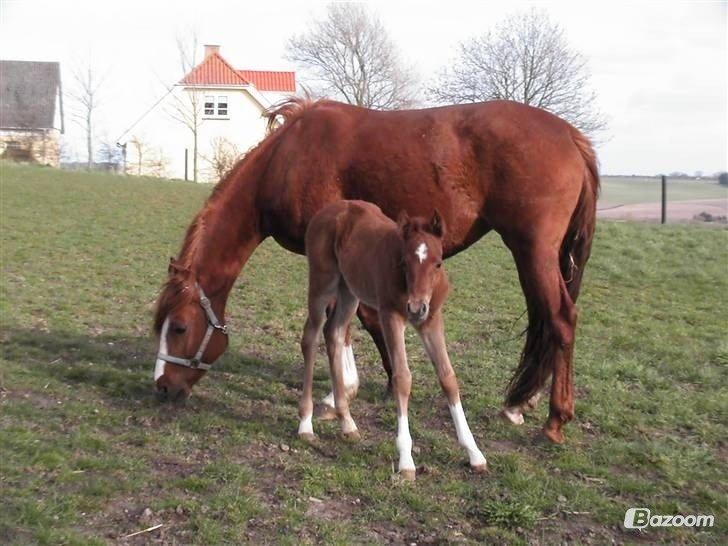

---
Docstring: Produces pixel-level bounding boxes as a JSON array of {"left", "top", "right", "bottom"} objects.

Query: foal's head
[
  {"left": 397, "top": 210, "right": 447, "bottom": 324},
  {"left": 152, "top": 259, "right": 229, "bottom": 402}
]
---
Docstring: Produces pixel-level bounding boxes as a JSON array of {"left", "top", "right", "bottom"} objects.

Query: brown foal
[{"left": 298, "top": 200, "right": 487, "bottom": 479}]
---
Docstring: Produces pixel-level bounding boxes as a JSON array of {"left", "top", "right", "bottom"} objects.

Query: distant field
[
  {"left": 1, "top": 163, "right": 727, "bottom": 545},
  {"left": 599, "top": 176, "right": 727, "bottom": 208}
]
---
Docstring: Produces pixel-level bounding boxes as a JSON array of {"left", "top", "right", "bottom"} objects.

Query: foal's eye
[
  {"left": 436, "top": 262, "right": 443, "bottom": 268},
  {"left": 171, "top": 322, "right": 187, "bottom": 335}
]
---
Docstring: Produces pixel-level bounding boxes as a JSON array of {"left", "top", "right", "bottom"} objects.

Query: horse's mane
[{"left": 153, "top": 96, "right": 321, "bottom": 333}]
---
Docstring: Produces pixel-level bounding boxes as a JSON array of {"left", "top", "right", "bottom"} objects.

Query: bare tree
[
  {"left": 127, "top": 136, "right": 149, "bottom": 176},
  {"left": 286, "top": 3, "right": 417, "bottom": 110},
  {"left": 69, "top": 61, "right": 105, "bottom": 169},
  {"left": 429, "top": 10, "right": 607, "bottom": 139},
  {"left": 167, "top": 33, "right": 203, "bottom": 182},
  {"left": 204, "top": 137, "right": 241, "bottom": 180}
]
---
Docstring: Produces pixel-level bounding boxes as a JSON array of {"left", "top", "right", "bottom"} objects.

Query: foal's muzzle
[{"left": 407, "top": 301, "right": 430, "bottom": 323}]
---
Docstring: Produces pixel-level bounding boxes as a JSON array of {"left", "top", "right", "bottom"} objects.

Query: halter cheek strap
[{"left": 157, "top": 283, "right": 228, "bottom": 371}]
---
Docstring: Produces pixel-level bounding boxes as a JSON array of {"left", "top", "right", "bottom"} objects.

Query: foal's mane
[{"left": 153, "top": 96, "right": 320, "bottom": 334}]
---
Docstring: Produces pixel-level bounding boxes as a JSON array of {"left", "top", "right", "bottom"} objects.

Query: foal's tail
[{"left": 504, "top": 128, "right": 599, "bottom": 408}]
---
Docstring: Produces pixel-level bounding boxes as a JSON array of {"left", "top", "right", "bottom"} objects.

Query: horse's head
[
  {"left": 397, "top": 210, "right": 447, "bottom": 325},
  {"left": 152, "top": 259, "right": 229, "bottom": 402}
]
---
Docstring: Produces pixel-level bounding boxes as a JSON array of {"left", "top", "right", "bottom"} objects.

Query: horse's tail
[
  {"left": 504, "top": 127, "right": 599, "bottom": 408},
  {"left": 560, "top": 127, "right": 600, "bottom": 303}
]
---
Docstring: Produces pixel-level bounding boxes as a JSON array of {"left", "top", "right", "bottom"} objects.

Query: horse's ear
[
  {"left": 397, "top": 210, "right": 411, "bottom": 236},
  {"left": 168, "top": 258, "right": 188, "bottom": 275},
  {"left": 429, "top": 209, "right": 445, "bottom": 238}
]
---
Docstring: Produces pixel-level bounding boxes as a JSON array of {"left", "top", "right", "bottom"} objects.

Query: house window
[
  {"left": 217, "top": 96, "right": 228, "bottom": 116},
  {"left": 204, "top": 96, "right": 215, "bottom": 116}
]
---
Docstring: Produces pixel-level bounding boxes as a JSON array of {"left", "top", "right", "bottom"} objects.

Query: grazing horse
[
  {"left": 153, "top": 98, "right": 598, "bottom": 444},
  {"left": 298, "top": 201, "right": 487, "bottom": 479}
]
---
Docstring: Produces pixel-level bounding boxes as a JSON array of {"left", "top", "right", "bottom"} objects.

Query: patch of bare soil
[{"left": 598, "top": 198, "right": 728, "bottom": 223}]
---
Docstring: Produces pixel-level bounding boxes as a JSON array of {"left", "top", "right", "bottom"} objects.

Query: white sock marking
[
  {"left": 449, "top": 402, "right": 487, "bottom": 467},
  {"left": 502, "top": 406, "right": 525, "bottom": 425},
  {"left": 154, "top": 318, "right": 169, "bottom": 381},
  {"left": 396, "top": 414, "right": 416, "bottom": 472},
  {"left": 298, "top": 413, "right": 313, "bottom": 435},
  {"left": 415, "top": 242, "right": 428, "bottom": 263},
  {"left": 321, "top": 344, "right": 359, "bottom": 407}
]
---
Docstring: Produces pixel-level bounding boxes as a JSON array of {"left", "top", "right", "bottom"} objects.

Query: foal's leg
[
  {"left": 323, "top": 286, "right": 362, "bottom": 440},
  {"left": 317, "top": 317, "right": 359, "bottom": 421},
  {"left": 299, "top": 292, "right": 335, "bottom": 441},
  {"left": 502, "top": 391, "right": 543, "bottom": 426},
  {"left": 417, "top": 311, "right": 487, "bottom": 472},
  {"left": 380, "top": 311, "right": 416, "bottom": 480}
]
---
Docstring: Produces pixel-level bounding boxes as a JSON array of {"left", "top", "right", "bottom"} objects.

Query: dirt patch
[{"left": 598, "top": 198, "right": 728, "bottom": 223}]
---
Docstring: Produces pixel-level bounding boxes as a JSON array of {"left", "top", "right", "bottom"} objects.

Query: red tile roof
[
  {"left": 180, "top": 52, "right": 295, "bottom": 92},
  {"left": 238, "top": 70, "right": 296, "bottom": 92}
]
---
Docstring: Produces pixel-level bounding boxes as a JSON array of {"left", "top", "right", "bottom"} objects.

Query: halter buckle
[{"left": 190, "top": 357, "right": 201, "bottom": 368}]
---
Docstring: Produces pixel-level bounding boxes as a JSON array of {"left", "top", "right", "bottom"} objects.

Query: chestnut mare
[
  {"left": 299, "top": 201, "right": 486, "bottom": 478},
  {"left": 153, "top": 98, "right": 598, "bottom": 444}
]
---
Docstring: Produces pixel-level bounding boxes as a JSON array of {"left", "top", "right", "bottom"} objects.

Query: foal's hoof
[
  {"left": 471, "top": 462, "right": 488, "bottom": 474},
  {"left": 314, "top": 403, "right": 337, "bottom": 421},
  {"left": 501, "top": 407, "right": 525, "bottom": 426},
  {"left": 342, "top": 429, "right": 361, "bottom": 443},
  {"left": 399, "top": 469, "right": 416, "bottom": 481},
  {"left": 542, "top": 426, "right": 565, "bottom": 444},
  {"left": 298, "top": 432, "right": 317, "bottom": 443}
]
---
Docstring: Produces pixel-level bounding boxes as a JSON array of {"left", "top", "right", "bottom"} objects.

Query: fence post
[
  {"left": 661, "top": 175, "right": 667, "bottom": 224},
  {"left": 184, "top": 148, "right": 189, "bottom": 181}
]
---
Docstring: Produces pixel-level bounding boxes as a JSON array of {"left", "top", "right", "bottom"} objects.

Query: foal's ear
[
  {"left": 397, "top": 210, "right": 411, "bottom": 236},
  {"left": 429, "top": 209, "right": 445, "bottom": 238}
]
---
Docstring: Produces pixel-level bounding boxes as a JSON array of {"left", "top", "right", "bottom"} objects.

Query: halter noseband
[{"left": 157, "top": 283, "right": 228, "bottom": 371}]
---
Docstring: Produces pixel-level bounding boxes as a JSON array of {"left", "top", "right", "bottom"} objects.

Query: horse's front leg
[
  {"left": 380, "top": 310, "right": 416, "bottom": 480},
  {"left": 417, "top": 311, "right": 487, "bottom": 473}
]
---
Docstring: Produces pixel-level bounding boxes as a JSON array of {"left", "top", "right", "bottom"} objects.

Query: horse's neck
[{"left": 190, "top": 181, "right": 263, "bottom": 306}]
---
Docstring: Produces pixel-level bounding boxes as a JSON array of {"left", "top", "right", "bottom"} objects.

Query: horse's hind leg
[
  {"left": 505, "top": 246, "right": 577, "bottom": 444},
  {"left": 324, "top": 285, "right": 361, "bottom": 440}
]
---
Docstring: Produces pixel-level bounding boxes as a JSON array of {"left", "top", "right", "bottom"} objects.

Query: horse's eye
[
  {"left": 436, "top": 262, "right": 443, "bottom": 269},
  {"left": 171, "top": 322, "right": 187, "bottom": 335}
]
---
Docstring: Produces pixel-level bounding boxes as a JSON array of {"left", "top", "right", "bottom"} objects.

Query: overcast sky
[{"left": 1, "top": 0, "right": 726, "bottom": 175}]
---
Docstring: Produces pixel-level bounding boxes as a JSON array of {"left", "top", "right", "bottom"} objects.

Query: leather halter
[{"left": 156, "top": 283, "right": 228, "bottom": 371}]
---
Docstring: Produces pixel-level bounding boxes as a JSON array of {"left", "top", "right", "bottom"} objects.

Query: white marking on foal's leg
[
  {"left": 298, "top": 413, "right": 313, "bottom": 436},
  {"left": 320, "top": 344, "right": 359, "bottom": 409},
  {"left": 415, "top": 242, "right": 428, "bottom": 264},
  {"left": 449, "top": 402, "right": 487, "bottom": 470},
  {"left": 396, "top": 414, "right": 416, "bottom": 476},
  {"left": 343, "top": 344, "right": 359, "bottom": 398},
  {"left": 154, "top": 318, "right": 170, "bottom": 381}
]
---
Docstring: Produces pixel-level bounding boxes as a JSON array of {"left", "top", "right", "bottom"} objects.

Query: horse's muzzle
[{"left": 154, "top": 384, "right": 189, "bottom": 405}]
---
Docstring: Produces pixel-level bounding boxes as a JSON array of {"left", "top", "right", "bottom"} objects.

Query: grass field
[
  {"left": 1, "top": 163, "right": 727, "bottom": 545},
  {"left": 599, "top": 176, "right": 727, "bottom": 208}
]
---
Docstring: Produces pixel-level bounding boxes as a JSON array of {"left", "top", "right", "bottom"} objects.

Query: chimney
[{"left": 204, "top": 44, "right": 220, "bottom": 58}]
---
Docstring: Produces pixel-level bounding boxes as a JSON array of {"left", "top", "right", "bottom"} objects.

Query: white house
[{"left": 122, "top": 45, "right": 295, "bottom": 182}]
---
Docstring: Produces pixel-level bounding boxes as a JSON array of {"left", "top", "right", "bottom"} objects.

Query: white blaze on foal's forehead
[{"left": 415, "top": 242, "right": 428, "bottom": 264}]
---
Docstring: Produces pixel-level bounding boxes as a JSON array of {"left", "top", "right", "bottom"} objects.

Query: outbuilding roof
[{"left": 0, "top": 60, "right": 62, "bottom": 130}]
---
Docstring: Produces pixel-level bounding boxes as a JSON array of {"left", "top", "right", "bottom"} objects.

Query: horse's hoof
[
  {"left": 471, "top": 462, "right": 488, "bottom": 474},
  {"left": 298, "top": 432, "right": 317, "bottom": 443},
  {"left": 342, "top": 429, "right": 361, "bottom": 443},
  {"left": 314, "top": 403, "right": 337, "bottom": 421},
  {"left": 399, "top": 468, "right": 416, "bottom": 481},
  {"left": 501, "top": 407, "right": 525, "bottom": 426},
  {"left": 542, "top": 426, "right": 565, "bottom": 444}
]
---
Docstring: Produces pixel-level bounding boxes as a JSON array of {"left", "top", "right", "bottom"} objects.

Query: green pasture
[
  {"left": 1, "top": 163, "right": 727, "bottom": 544},
  {"left": 599, "top": 176, "right": 727, "bottom": 208}
]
